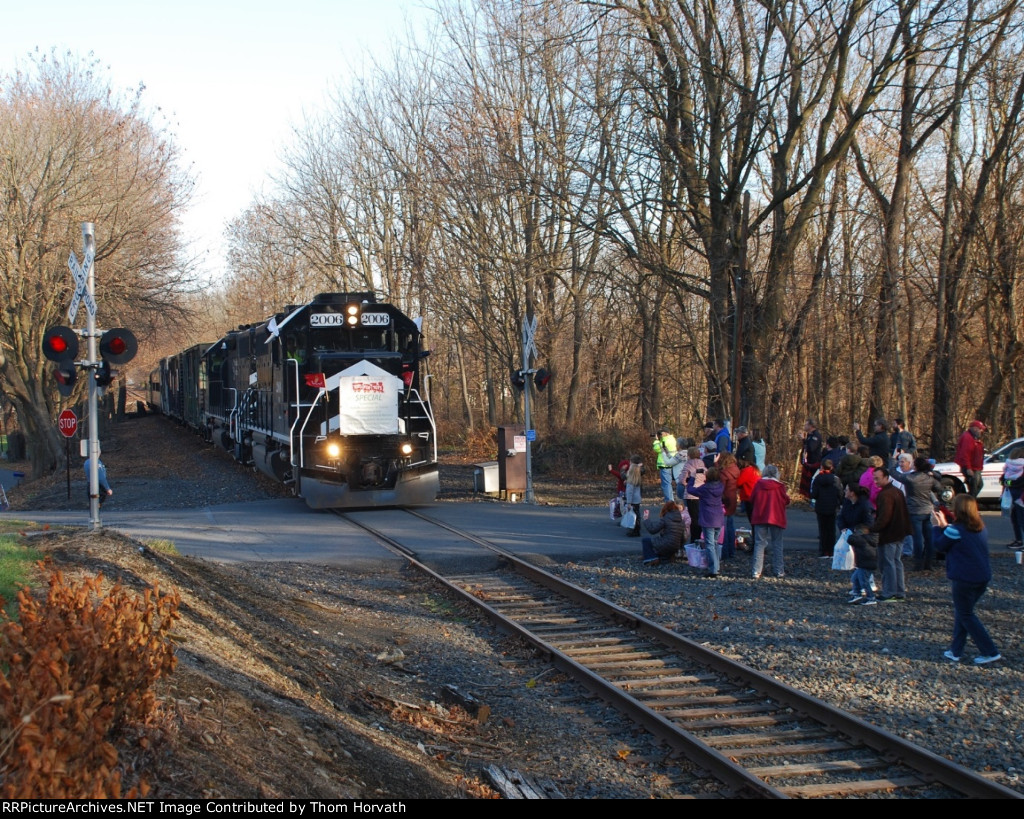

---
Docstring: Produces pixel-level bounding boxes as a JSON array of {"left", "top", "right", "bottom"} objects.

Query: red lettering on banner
[{"left": 351, "top": 381, "right": 385, "bottom": 394}]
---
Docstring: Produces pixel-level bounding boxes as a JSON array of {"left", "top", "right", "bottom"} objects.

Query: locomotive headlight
[
  {"left": 400, "top": 443, "right": 413, "bottom": 456},
  {"left": 345, "top": 303, "right": 359, "bottom": 326},
  {"left": 326, "top": 441, "right": 342, "bottom": 459}
]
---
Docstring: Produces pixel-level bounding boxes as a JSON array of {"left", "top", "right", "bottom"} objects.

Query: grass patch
[
  {"left": 0, "top": 534, "right": 42, "bottom": 617},
  {"left": 143, "top": 539, "right": 179, "bottom": 556},
  {"left": 0, "top": 518, "right": 37, "bottom": 536}
]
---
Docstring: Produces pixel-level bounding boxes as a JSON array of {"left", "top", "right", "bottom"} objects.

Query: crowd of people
[
  {"left": 611, "top": 420, "right": 782, "bottom": 580},
  {"left": 609, "top": 415, "right": 1012, "bottom": 666}
]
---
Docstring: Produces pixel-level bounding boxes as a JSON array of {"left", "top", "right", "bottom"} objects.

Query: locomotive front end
[{"left": 283, "top": 294, "right": 439, "bottom": 508}]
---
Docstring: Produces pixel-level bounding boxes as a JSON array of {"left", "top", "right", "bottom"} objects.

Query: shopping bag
[
  {"left": 620, "top": 508, "right": 637, "bottom": 530},
  {"left": 1001, "top": 488, "right": 1012, "bottom": 517},
  {"left": 684, "top": 544, "right": 708, "bottom": 568},
  {"left": 832, "top": 530, "right": 855, "bottom": 571},
  {"left": 610, "top": 497, "right": 621, "bottom": 520}
]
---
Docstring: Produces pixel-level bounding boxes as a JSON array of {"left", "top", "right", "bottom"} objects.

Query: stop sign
[{"left": 58, "top": 409, "right": 78, "bottom": 438}]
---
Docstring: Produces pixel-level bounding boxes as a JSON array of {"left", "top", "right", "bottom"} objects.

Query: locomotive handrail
[
  {"left": 293, "top": 387, "right": 327, "bottom": 473},
  {"left": 404, "top": 387, "right": 437, "bottom": 464},
  {"left": 225, "top": 387, "right": 239, "bottom": 441},
  {"left": 287, "top": 359, "right": 301, "bottom": 473}
]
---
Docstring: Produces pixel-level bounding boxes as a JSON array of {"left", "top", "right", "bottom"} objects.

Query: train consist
[{"left": 149, "top": 293, "right": 439, "bottom": 508}]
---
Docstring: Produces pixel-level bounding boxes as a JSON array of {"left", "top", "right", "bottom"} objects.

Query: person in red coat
[
  {"left": 608, "top": 457, "right": 630, "bottom": 504},
  {"left": 736, "top": 458, "right": 761, "bottom": 522},
  {"left": 955, "top": 420, "right": 986, "bottom": 496},
  {"left": 749, "top": 464, "right": 791, "bottom": 579}
]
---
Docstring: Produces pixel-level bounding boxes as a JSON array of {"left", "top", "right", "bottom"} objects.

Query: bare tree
[
  {"left": 598, "top": 0, "right": 935, "bottom": 427},
  {"left": 851, "top": 0, "right": 1018, "bottom": 427},
  {"left": 931, "top": 31, "right": 1024, "bottom": 452},
  {"left": 0, "top": 53, "right": 194, "bottom": 475}
]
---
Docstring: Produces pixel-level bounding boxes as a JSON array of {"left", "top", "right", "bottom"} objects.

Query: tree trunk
[{"left": 453, "top": 326, "right": 475, "bottom": 432}]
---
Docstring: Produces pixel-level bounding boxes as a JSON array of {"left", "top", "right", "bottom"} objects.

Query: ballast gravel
[{"left": 548, "top": 544, "right": 1024, "bottom": 794}]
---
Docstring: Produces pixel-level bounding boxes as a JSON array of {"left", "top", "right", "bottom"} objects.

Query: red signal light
[
  {"left": 53, "top": 363, "right": 78, "bottom": 397},
  {"left": 98, "top": 328, "right": 137, "bottom": 364},
  {"left": 42, "top": 327, "right": 79, "bottom": 362}
]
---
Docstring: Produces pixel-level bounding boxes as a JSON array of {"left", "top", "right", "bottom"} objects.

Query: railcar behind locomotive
[{"left": 156, "top": 293, "right": 439, "bottom": 508}]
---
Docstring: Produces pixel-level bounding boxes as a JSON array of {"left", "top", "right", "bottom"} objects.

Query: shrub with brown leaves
[{"left": 0, "top": 567, "right": 180, "bottom": 798}]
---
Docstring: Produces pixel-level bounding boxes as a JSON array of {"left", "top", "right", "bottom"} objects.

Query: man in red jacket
[{"left": 955, "top": 421, "right": 986, "bottom": 497}]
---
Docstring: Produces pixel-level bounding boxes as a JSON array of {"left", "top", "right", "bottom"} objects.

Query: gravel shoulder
[{"left": 5, "top": 415, "right": 1024, "bottom": 798}]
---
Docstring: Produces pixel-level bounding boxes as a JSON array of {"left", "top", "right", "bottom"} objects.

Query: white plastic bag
[
  {"left": 620, "top": 508, "right": 637, "bottom": 530},
  {"left": 610, "top": 497, "right": 621, "bottom": 520},
  {"left": 684, "top": 544, "right": 709, "bottom": 568},
  {"left": 832, "top": 530, "right": 855, "bottom": 571}
]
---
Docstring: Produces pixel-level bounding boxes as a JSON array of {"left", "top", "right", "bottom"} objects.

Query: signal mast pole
[
  {"left": 521, "top": 315, "right": 538, "bottom": 505},
  {"left": 82, "top": 222, "right": 101, "bottom": 530}
]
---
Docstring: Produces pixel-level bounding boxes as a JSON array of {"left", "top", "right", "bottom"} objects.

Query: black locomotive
[{"left": 150, "top": 293, "right": 439, "bottom": 508}]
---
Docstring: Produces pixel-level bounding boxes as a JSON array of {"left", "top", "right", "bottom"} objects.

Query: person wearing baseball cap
[{"left": 955, "top": 420, "right": 987, "bottom": 496}]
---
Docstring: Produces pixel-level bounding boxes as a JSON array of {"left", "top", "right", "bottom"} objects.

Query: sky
[{"left": 1, "top": 0, "right": 433, "bottom": 283}]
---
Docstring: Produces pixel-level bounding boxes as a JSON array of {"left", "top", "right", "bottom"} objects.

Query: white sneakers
[{"left": 945, "top": 651, "right": 1002, "bottom": 665}]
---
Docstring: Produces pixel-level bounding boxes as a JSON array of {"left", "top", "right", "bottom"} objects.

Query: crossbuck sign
[{"left": 67, "top": 246, "right": 97, "bottom": 324}]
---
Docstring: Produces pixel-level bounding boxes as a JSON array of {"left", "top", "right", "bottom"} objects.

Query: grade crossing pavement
[{"left": 9, "top": 497, "right": 1016, "bottom": 571}]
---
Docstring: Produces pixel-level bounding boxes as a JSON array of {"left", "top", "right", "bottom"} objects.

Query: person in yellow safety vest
[{"left": 653, "top": 426, "right": 681, "bottom": 504}]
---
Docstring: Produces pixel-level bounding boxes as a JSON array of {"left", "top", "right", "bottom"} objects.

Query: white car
[{"left": 932, "top": 437, "right": 1024, "bottom": 503}]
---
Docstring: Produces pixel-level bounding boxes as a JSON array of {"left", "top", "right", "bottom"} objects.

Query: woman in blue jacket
[{"left": 933, "top": 494, "right": 1000, "bottom": 665}]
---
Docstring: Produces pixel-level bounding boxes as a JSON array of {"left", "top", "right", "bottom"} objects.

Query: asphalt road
[{"left": 8, "top": 497, "right": 1018, "bottom": 572}]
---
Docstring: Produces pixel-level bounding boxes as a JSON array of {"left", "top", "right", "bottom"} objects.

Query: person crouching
[{"left": 641, "top": 501, "right": 690, "bottom": 565}]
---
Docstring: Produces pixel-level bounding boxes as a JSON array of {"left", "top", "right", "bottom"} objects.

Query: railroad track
[{"left": 338, "top": 508, "right": 1021, "bottom": 799}]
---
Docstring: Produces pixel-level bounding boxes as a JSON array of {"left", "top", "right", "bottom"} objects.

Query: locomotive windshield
[{"left": 309, "top": 327, "right": 395, "bottom": 353}]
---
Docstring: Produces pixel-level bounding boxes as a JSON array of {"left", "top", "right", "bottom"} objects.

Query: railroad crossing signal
[
  {"left": 58, "top": 409, "right": 78, "bottom": 438},
  {"left": 43, "top": 326, "right": 80, "bottom": 397},
  {"left": 94, "top": 360, "right": 113, "bottom": 388},
  {"left": 54, "top": 362, "right": 78, "bottom": 397},
  {"left": 99, "top": 328, "right": 138, "bottom": 364},
  {"left": 42, "top": 326, "right": 79, "bottom": 362}
]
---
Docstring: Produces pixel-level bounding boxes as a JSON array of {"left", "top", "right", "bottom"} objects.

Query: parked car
[{"left": 932, "top": 436, "right": 1024, "bottom": 503}]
